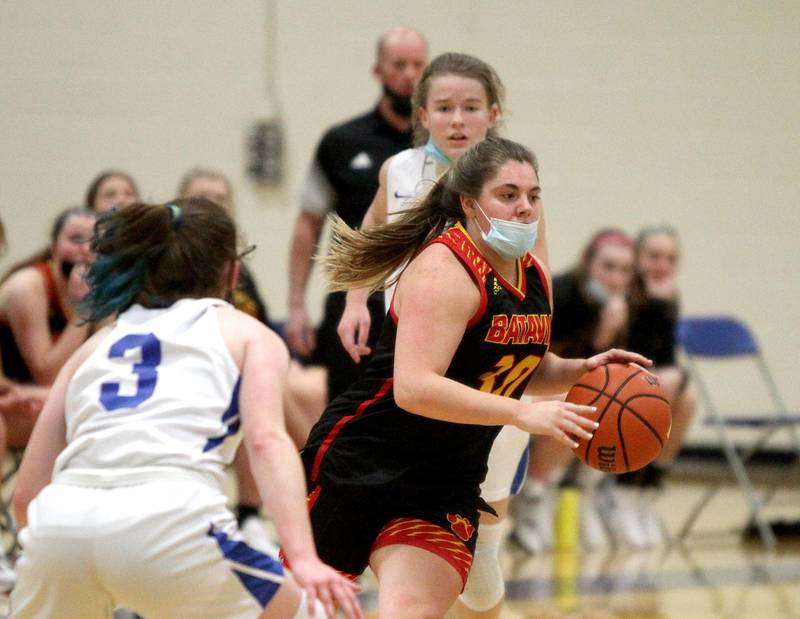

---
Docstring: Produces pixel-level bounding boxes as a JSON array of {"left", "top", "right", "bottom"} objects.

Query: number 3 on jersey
[
  {"left": 100, "top": 333, "right": 162, "bottom": 411},
  {"left": 479, "top": 354, "right": 541, "bottom": 397}
]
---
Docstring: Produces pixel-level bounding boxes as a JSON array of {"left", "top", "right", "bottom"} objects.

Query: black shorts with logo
[{"left": 306, "top": 482, "right": 481, "bottom": 585}]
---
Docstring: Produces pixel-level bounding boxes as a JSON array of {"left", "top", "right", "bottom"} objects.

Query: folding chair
[
  {"left": 0, "top": 449, "right": 22, "bottom": 555},
  {"left": 675, "top": 315, "right": 800, "bottom": 548}
]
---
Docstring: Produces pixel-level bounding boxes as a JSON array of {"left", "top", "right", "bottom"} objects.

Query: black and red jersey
[{"left": 302, "top": 223, "right": 552, "bottom": 494}]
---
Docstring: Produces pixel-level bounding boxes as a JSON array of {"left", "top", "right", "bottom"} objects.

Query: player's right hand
[
  {"left": 291, "top": 556, "right": 363, "bottom": 619},
  {"left": 337, "top": 301, "right": 372, "bottom": 363},
  {"left": 286, "top": 307, "right": 316, "bottom": 357},
  {"left": 516, "top": 400, "right": 598, "bottom": 449}
]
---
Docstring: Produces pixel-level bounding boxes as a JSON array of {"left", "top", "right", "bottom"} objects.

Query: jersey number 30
[
  {"left": 100, "top": 333, "right": 162, "bottom": 412},
  {"left": 478, "top": 354, "right": 541, "bottom": 397}
]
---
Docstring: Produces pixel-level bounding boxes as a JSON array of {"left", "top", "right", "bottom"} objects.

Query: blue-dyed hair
[{"left": 82, "top": 198, "right": 238, "bottom": 321}]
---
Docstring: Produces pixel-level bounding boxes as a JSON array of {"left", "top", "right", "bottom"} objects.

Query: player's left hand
[
  {"left": 291, "top": 556, "right": 363, "bottom": 619},
  {"left": 585, "top": 348, "right": 653, "bottom": 373}
]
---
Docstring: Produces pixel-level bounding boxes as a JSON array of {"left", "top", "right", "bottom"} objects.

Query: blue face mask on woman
[{"left": 474, "top": 201, "right": 539, "bottom": 260}]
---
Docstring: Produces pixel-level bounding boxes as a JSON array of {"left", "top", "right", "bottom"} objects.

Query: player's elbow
[
  {"left": 393, "top": 384, "right": 414, "bottom": 412},
  {"left": 393, "top": 373, "right": 431, "bottom": 414},
  {"left": 245, "top": 427, "right": 291, "bottom": 461}
]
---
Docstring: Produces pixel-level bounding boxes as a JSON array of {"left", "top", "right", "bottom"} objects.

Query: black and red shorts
[{"left": 306, "top": 483, "right": 480, "bottom": 588}]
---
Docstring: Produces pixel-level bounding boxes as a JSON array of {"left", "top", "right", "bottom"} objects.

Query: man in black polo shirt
[{"left": 287, "top": 26, "right": 427, "bottom": 401}]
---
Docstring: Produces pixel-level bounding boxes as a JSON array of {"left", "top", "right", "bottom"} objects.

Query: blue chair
[{"left": 676, "top": 316, "right": 800, "bottom": 547}]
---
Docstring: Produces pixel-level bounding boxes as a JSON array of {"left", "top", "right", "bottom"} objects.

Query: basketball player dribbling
[
  {"left": 302, "top": 137, "right": 649, "bottom": 618},
  {"left": 9, "top": 199, "right": 361, "bottom": 619},
  {"left": 336, "top": 51, "right": 552, "bottom": 618}
]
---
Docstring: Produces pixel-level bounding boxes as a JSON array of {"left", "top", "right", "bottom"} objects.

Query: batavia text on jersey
[{"left": 484, "top": 313, "right": 551, "bottom": 345}]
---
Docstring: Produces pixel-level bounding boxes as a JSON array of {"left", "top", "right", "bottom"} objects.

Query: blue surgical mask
[
  {"left": 475, "top": 202, "right": 539, "bottom": 260},
  {"left": 424, "top": 138, "right": 453, "bottom": 165}
]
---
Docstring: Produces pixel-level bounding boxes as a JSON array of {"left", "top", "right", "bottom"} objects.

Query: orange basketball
[{"left": 565, "top": 363, "right": 672, "bottom": 473}]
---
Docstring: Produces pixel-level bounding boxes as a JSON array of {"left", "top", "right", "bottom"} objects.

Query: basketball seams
[
  {"left": 569, "top": 382, "right": 663, "bottom": 410},
  {"left": 583, "top": 366, "right": 641, "bottom": 467},
  {"left": 617, "top": 402, "right": 630, "bottom": 471},
  {"left": 621, "top": 394, "right": 671, "bottom": 448},
  {"left": 581, "top": 365, "right": 609, "bottom": 462},
  {"left": 570, "top": 365, "right": 671, "bottom": 473}
]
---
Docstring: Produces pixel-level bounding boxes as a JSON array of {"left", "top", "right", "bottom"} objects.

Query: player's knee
[
  {"left": 379, "top": 576, "right": 460, "bottom": 619},
  {"left": 380, "top": 592, "right": 446, "bottom": 619},
  {"left": 459, "top": 523, "right": 505, "bottom": 612},
  {"left": 680, "top": 384, "right": 698, "bottom": 417}
]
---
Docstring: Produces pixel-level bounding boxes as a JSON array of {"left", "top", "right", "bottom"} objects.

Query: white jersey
[
  {"left": 384, "top": 147, "right": 441, "bottom": 306},
  {"left": 54, "top": 298, "right": 241, "bottom": 490}
]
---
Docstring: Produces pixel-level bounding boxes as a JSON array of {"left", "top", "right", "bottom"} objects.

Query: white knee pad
[
  {"left": 292, "top": 590, "right": 327, "bottom": 619},
  {"left": 459, "top": 522, "right": 505, "bottom": 612}
]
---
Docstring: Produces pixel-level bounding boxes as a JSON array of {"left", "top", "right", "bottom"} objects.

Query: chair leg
[
  {"left": 0, "top": 451, "right": 22, "bottom": 555},
  {"left": 719, "top": 431, "right": 776, "bottom": 548},
  {"left": 683, "top": 359, "right": 777, "bottom": 548},
  {"left": 676, "top": 481, "right": 722, "bottom": 543}
]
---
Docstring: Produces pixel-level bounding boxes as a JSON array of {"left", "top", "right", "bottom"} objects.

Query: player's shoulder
[
  {"left": 216, "top": 304, "right": 272, "bottom": 337},
  {"left": 388, "top": 146, "right": 423, "bottom": 172},
  {"left": 398, "top": 243, "right": 481, "bottom": 320},
  {"left": 66, "top": 322, "right": 116, "bottom": 377},
  {"left": 408, "top": 242, "right": 478, "bottom": 288},
  {"left": 215, "top": 305, "right": 287, "bottom": 356}
]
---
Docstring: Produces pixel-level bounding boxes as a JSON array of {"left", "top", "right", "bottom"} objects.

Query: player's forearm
[
  {"left": 288, "top": 244, "right": 314, "bottom": 310},
  {"left": 288, "top": 214, "right": 322, "bottom": 309},
  {"left": 345, "top": 287, "right": 370, "bottom": 308},
  {"left": 525, "top": 352, "right": 588, "bottom": 396},
  {"left": 247, "top": 431, "right": 319, "bottom": 563},
  {"left": 394, "top": 372, "right": 523, "bottom": 428}
]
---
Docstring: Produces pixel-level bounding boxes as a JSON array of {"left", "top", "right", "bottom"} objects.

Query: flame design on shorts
[
  {"left": 372, "top": 517, "right": 473, "bottom": 586},
  {"left": 447, "top": 513, "right": 476, "bottom": 542}
]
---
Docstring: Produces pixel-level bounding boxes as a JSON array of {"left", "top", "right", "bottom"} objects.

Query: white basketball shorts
[{"left": 10, "top": 476, "right": 285, "bottom": 619}]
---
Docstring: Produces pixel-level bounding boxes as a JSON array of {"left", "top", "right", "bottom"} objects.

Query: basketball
[{"left": 566, "top": 363, "right": 672, "bottom": 473}]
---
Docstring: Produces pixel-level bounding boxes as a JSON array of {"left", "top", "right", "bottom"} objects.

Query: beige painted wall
[{"left": 1, "top": 1, "right": 798, "bottom": 445}]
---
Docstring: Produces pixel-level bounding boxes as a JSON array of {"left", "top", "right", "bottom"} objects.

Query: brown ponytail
[
  {"left": 83, "top": 198, "right": 238, "bottom": 320},
  {"left": 321, "top": 136, "right": 538, "bottom": 292}
]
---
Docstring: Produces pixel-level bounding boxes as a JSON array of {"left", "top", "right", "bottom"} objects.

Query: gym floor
[{"left": 2, "top": 469, "right": 798, "bottom": 618}]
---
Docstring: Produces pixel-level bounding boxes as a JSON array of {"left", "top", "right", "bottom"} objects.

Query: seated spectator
[
  {"left": 0, "top": 214, "right": 48, "bottom": 429},
  {"left": 0, "top": 208, "right": 94, "bottom": 589},
  {"left": 619, "top": 224, "right": 697, "bottom": 546},
  {"left": 85, "top": 170, "right": 139, "bottom": 213},
  {"left": 512, "top": 229, "right": 639, "bottom": 552},
  {"left": 0, "top": 207, "right": 95, "bottom": 385}
]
